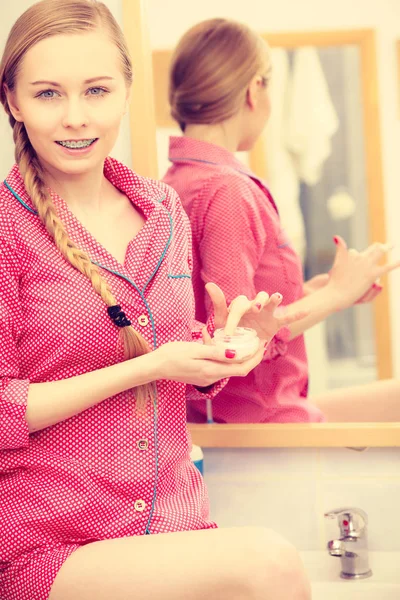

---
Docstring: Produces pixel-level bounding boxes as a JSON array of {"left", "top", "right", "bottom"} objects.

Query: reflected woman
[{"left": 163, "top": 18, "right": 400, "bottom": 424}]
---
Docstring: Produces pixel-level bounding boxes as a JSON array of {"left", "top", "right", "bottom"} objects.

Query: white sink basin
[{"left": 299, "top": 551, "right": 400, "bottom": 600}]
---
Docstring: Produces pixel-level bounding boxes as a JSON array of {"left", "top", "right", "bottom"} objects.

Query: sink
[{"left": 299, "top": 551, "right": 400, "bottom": 599}]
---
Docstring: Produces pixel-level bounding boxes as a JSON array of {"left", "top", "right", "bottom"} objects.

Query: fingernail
[
  {"left": 255, "top": 303, "right": 262, "bottom": 310},
  {"left": 225, "top": 349, "right": 236, "bottom": 359},
  {"left": 275, "top": 293, "right": 282, "bottom": 300},
  {"left": 333, "top": 236, "right": 339, "bottom": 245}
]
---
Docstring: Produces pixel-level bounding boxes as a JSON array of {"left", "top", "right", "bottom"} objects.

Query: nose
[{"left": 61, "top": 98, "right": 89, "bottom": 129}]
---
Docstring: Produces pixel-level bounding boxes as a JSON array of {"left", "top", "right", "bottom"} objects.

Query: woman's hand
[
  {"left": 153, "top": 339, "right": 266, "bottom": 387},
  {"left": 327, "top": 236, "right": 399, "bottom": 310},
  {"left": 205, "top": 282, "right": 308, "bottom": 342}
]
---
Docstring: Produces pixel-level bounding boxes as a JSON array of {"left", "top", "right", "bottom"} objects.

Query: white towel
[
  {"left": 262, "top": 48, "right": 307, "bottom": 261},
  {"left": 286, "top": 47, "right": 339, "bottom": 186}
]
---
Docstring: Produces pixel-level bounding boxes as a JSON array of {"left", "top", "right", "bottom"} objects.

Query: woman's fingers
[
  {"left": 205, "top": 282, "right": 229, "bottom": 328},
  {"left": 262, "top": 292, "right": 283, "bottom": 314},
  {"left": 376, "top": 259, "right": 400, "bottom": 278},
  {"left": 224, "top": 295, "right": 252, "bottom": 335},
  {"left": 194, "top": 335, "right": 259, "bottom": 364},
  {"left": 332, "top": 235, "right": 348, "bottom": 267},
  {"left": 249, "top": 291, "right": 270, "bottom": 313},
  {"left": 363, "top": 242, "right": 393, "bottom": 260},
  {"left": 201, "top": 327, "right": 213, "bottom": 345}
]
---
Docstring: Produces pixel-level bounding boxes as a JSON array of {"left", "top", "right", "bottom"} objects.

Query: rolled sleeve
[
  {"left": 263, "top": 326, "right": 291, "bottom": 362},
  {"left": 189, "top": 313, "right": 228, "bottom": 400}
]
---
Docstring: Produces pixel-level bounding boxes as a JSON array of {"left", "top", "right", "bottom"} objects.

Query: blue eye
[
  {"left": 38, "top": 90, "right": 58, "bottom": 100},
  {"left": 87, "top": 87, "right": 108, "bottom": 97}
]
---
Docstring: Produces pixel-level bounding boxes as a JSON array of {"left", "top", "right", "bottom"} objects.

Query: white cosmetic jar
[{"left": 212, "top": 327, "right": 260, "bottom": 361}]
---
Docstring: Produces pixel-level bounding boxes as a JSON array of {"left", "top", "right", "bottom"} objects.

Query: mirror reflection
[{"left": 154, "top": 22, "right": 400, "bottom": 424}]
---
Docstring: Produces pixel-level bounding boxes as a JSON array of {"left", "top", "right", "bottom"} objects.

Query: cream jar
[{"left": 212, "top": 327, "right": 260, "bottom": 361}]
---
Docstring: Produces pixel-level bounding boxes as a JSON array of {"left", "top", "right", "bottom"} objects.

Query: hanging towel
[{"left": 286, "top": 46, "right": 339, "bottom": 186}]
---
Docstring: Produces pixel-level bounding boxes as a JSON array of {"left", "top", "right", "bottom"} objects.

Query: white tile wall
[{"left": 203, "top": 447, "right": 400, "bottom": 551}]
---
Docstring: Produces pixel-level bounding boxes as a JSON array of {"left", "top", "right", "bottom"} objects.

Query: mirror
[{"left": 122, "top": 15, "right": 400, "bottom": 445}]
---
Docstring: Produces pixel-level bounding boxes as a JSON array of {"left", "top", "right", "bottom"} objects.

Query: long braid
[{"left": 13, "top": 121, "right": 152, "bottom": 410}]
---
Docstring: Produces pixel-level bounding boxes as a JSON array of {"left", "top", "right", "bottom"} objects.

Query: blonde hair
[
  {"left": 0, "top": 0, "right": 152, "bottom": 410},
  {"left": 169, "top": 18, "right": 270, "bottom": 132}
]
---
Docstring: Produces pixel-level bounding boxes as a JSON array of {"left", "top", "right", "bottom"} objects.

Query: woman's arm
[
  {"left": 26, "top": 353, "right": 159, "bottom": 433},
  {"left": 285, "top": 237, "right": 399, "bottom": 340}
]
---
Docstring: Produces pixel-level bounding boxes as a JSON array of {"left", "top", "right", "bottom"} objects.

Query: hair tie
[{"left": 107, "top": 305, "right": 132, "bottom": 328}]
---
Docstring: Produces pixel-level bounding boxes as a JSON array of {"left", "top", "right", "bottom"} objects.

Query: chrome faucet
[{"left": 324, "top": 507, "right": 372, "bottom": 579}]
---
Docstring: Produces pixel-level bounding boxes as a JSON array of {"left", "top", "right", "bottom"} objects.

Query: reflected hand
[{"left": 328, "top": 236, "right": 399, "bottom": 309}]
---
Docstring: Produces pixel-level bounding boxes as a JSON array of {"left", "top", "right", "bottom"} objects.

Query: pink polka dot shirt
[
  {"left": 163, "top": 136, "right": 325, "bottom": 424},
  {"left": 0, "top": 158, "right": 222, "bottom": 600}
]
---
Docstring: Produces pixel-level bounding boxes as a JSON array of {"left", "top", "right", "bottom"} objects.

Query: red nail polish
[
  {"left": 225, "top": 349, "right": 236, "bottom": 359},
  {"left": 333, "top": 236, "right": 339, "bottom": 245},
  {"left": 256, "top": 303, "right": 262, "bottom": 310}
]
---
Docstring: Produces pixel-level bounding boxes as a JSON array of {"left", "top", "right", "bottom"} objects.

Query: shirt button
[
  {"left": 138, "top": 314, "right": 149, "bottom": 327},
  {"left": 137, "top": 438, "right": 149, "bottom": 451},
  {"left": 134, "top": 499, "right": 146, "bottom": 513}
]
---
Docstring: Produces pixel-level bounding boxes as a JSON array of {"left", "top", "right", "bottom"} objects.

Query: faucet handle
[{"left": 324, "top": 507, "right": 368, "bottom": 538}]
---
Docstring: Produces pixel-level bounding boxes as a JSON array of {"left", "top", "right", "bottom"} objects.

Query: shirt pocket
[{"left": 164, "top": 250, "right": 195, "bottom": 325}]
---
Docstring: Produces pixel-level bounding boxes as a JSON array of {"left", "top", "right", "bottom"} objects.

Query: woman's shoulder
[{"left": 202, "top": 166, "right": 272, "bottom": 212}]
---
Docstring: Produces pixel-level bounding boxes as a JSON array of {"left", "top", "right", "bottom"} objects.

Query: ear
[
  {"left": 3, "top": 84, "right": 24, "bottom": 122},
  {"left": 246, "top": 74, "right": 263, "bottom": 111}
]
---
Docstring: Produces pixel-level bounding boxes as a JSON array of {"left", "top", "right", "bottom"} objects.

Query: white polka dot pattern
[
  {"left": 0, "top": 157, "right": 220, "bottom": 600},
  {"left": 163, "top": 136, "right": 325, "bottom": 424}
]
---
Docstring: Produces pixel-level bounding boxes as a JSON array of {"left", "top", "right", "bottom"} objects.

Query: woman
[
  {"left": 163, "top": 18, "right": 400, "bottom": 424},
  {"left": 0, "top": 2, "right": 310, "bottom": 599}
]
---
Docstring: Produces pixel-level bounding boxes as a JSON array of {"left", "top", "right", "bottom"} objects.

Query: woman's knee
[{"left": 233, "top": 527, "right": 311, "bottom": 599}]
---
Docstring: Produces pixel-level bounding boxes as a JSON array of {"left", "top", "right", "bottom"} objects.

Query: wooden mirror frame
[{"left": 122, "top": 10, "right": 400, "bottom": 446}]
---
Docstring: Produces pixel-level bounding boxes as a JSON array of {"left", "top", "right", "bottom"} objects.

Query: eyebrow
[{"left": 29, "top": 76, "right": 115, "bottom": 86}]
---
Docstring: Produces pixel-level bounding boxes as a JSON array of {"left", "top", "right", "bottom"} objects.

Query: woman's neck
[
  {"left": 184, "top": 118, "right": 241, "bottom": 153},
  {"left": 42, "top": 160, "right": 109, "bottom": 212}
]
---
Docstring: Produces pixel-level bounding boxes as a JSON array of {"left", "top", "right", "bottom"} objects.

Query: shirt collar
[
  {"left": 168, "top": 135, "right": 257, "bottom": 179},
  {"left": 4, "top": 156, "right": 164, "bottom": 219}
]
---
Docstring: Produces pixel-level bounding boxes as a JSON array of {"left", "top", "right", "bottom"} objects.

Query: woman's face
[{"left": 6, "top": 29, "right": 129, "bottom": 178}]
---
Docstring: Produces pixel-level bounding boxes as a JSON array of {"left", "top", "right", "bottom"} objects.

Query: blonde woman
[
  {"left": 0, "top": 2, "right": 311, "bottom": 599},
  {"left": 163, "top": 18, "right": 400, "bottom": 424}
]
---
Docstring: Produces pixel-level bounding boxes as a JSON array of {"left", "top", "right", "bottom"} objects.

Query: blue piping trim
[
  {"left": 145, "top": 388, "right": 159, "bottom": 535},
  {"left": 168, "top": 274, "right": 191, "bottom": 279},
  {"left": 3, "top": 180, "right": 38, "bottom": 214},
  {"left": 169, "top": 156, "right": 218, "bottom": 167},
  {"left": 168, "top": 156, "right": 254, "bottom": 180},
  {"left": 142, "top": 200, "right": 172, "bottom": 294}
]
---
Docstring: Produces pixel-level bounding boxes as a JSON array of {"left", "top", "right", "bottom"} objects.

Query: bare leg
[
  {"left": 48, "top": 527, "right": 311, "bottom": 600},
  {"left": 310, "top": 378, "right": 400, "bottom": 422}
]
